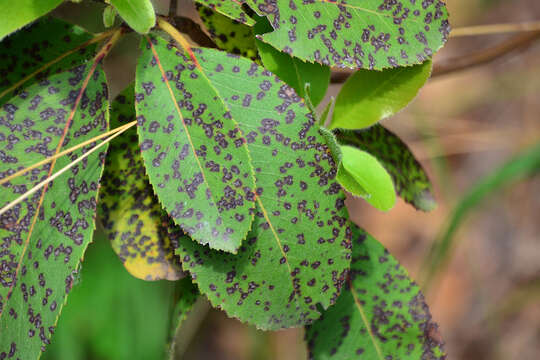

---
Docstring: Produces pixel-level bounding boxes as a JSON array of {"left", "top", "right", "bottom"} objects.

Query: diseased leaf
[
  {"left": 306, "top": 224, "right": 446, "bottom": 360},
  {"left": 339, "top": 146, "right": 396, "bottom": 211},
  {"left": 0, "top": 17, "right": 98, "bottom": 105},
  {"left": 330, "top": 61, "right": 432, "bottom": 130},
  {"left": 250, "top": 0, "right": 449, "bottom": 69},
  {"left": 176, "top": 48, "right": 352, "bottom": 330},
  {"left": 0, "top": 0, "right": 63, "bottom": 40},
  {"left": 0, "top": 62, "right": 109, "bottom": 358},
  {"left": 336, "top": 126, "right": 436, "bottom": 211},
  {"left": 99, "top": 87, "right": 185, "bottom": 281},
  {"left": 135, "top": 35, "right": 256, "bottom": 253},
  {"left": 195, "top": 0, "right": 255, "bottom": 25},
  {"left": 43, "top": 234, "right": 176, "bottom": 360},
  {"left": 197, "top": 4, "right": 259, "bottom": 61},
  {"left": 168, "top": 277, "right": 199, "bottom": 358},
  {"left": 109, "top": 0, "right": 156, "bottom": 34},
  {"left": 254, "top": 16, "right": 330, "bottom": 107}
]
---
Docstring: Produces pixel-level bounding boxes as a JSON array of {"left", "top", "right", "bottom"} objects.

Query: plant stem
[
  {"left": 450, "top": 20, "right": 540, "bottom": 37},
  {"left": 0, "top": 121, "right": 136, "bottom": 186},
  {"left": 157, "top": 17, "right": 196, "bottom": 55},
  {"left": 0, "top": 121, "right": 136, "bottom": 217}
]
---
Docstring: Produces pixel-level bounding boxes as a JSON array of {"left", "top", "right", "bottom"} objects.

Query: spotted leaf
[
  {"left": 99, "top": 87, "right": 185, "bottom": 281},
  {"left": 0, "top": 17, "right": 98, "bottom": 106},
  {"left": 197, "top": 4, "right": 259, "bottom": 61},
  {"left": 249, "top": 0, "right": 450, "bottom": 69},
  {"left": 335, "top": 126, "right": 436, "bottom": 211},
  {"left": 254, "top": 15, "right": 330, "bottom": 106},
  {"left": 195, "top": 0, "right": 255, "bottom": 25},
  {"left": 176, "top": 48, "right": 351, "bottom": 330},
  {"left": 306, "top": 224, "right": 446, "bottom": 359},
  {"left": 0, "top": 62, "right": 109, "bottom": 358},
  {"left": 135, "top": 35, "right": 256, "bottom": 253}
]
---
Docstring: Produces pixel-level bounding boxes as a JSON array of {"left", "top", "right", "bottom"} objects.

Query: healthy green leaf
[
  {"left": 306, "top": 224, "right": 446, "bottom": 360},
  {"left": 0, "top": 61, "right": 109, "bottom": 358},
  {"left": 109, "top": 0, "right": 156, "bottom": 34},
  {"left": 195, "top": 0, "right": 255, "bottom": 25},
  {"left": 335, "top": 126, "right": 436, "bottom": 211},
  {"left": 176, "top": 47, "right": 352, "bottom": 330},
  {"left": 197, "top": 4, "right": 259, "bottom": 61},
  {"left": 339, "top": 146, "right": 396, "bottom": 211},
  {"left": 330, "top": 61, "right": 433, "bottom": 130},
  {"left": 254, "top": 16, "right": 330, "bottom": 106},
  {"left": 99, "top": 87, "right": 185, "bottom": 281},
  {"left": 103, "top": 6, "right": 117, "bottom": 28},
  {"left": 0, "top": 17, "right": 98, "bottom": 105},
  {"left": 249, "top": 0, "right": 449, "bottom": 69},
  {"left": 0, "top": 0, "right": 63, "bottom": 40},
  {"left": 135, "top": 35, "right": 256, "bottom": 253},
  {"left": 42, "top": 233, "right": 176, "bottom": 360}
]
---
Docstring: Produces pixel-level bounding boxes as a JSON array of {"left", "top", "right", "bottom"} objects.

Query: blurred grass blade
[{"left": 421, "top": 141, "right": 540, "bottom": 291}]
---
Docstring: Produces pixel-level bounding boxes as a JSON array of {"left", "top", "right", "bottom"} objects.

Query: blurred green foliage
[{"left": 43, "top": 231, "right": 175, "bottom": 360}]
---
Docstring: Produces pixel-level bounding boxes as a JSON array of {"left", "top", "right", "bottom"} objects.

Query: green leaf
[
  {"left": 99, "top": 87, "right": 185, "bottom": 281},
  {"left": 249, "top": 0, "right": 449, "bottom": 69},
  {"left": 197, "top": 4, "right": 259, "bottom": 61},
  {"left": 338, "top": 146, "right": 396, "bottom": 211},
  {"left": 306, "top": 224, "right": 446, "bottom": 360},
  {"left": 0, "top": 0, "right": 63, "bottom": 40},
  {"left": 135, "top": 35, "right": 256, "bottom": 253},
  {"left": 0, "top": 17, "right": 98, "bottom": 106},
  {"left": 42, "top": 233, "right": 176, "bottom": 360},
  {"left": 330, "top": 61, "right": 433, "bottom": 130},
  {"left": 109, "top": 0, "right": 156, "bottom": 34},
  {"left": 335, "top": 126, "right": 436, "bottom": 211},
  {"left": 103, "top": 6, "right": 117, "bottom": 28},
  {"left": 176, "top": 47, "right": 351, "bottom": 330},
  {"left": 195, "top": 0, "right": 255, "bottom": 25},
  {"left": 254, "top": 16, "right": 330, "bottom": 107},
  {"left": 0, "top": 61, "right": 109, "bottom": 357}
]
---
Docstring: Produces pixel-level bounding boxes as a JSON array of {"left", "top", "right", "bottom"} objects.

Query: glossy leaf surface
[
  {"left": 0, "top": 18, "right": 98, "bottom": 106},
  {"left": 250, "top": 0, "right": 449, "bottom": 69},
  {"left": 0, "top": 0, "right": 63, "bottom": 40},
  {"left": 176, "top": 48, "right": 351, "bottom": 330},
  {"left": 306, "top": 224, "right": 446, "bottom": 359},
  {"left": 135, "top": 35, "right": 256, "bottom": 253},
  {"left": 338, "top": 146, "right": 396, "bottom": 211},
  {"left": 336, "top": 126, "right": 436, "bottom": 211},
  {"left": 99, "top": 88, "right": 185, "bottom": 281},
  {"left": 0, "top": 62, "right": 109, "bottom": 358},
  {"left": 109, "top": 0, "right": 156, "bottom": 34},
  {"left": 330, "top": 61, "right": 432, "bottom": 130}
]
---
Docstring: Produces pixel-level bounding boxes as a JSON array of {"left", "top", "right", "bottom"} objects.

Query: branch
[{"left": 432, "top": 30, "right": 540, "bottom": 78}]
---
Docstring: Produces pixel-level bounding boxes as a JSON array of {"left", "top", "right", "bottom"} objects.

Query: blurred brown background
[{"left": 51, "top": 0, "right": 540, "bottom": 359}]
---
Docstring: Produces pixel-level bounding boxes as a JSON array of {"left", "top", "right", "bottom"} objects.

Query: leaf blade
[
  {"left": 99, "top": 87, "right": 185, "bottom": 281},
  {"left": 250, "top": 0, "right": 449, "bottom": 69},
  {"left": 306, "top": 224, "right": 446, "bottom": 359},
  {"left": 135, "top": 35, "right": 256, "bottom": 253},
  {"left": 109, "top": 0, "right": 156, "bottom": 34},
  {"left": 330, "top": 61, "right": 433, "bottom": 130},
  {"left": 0, "top": 0, "right": 63, "bottom": 40},
  {"left": 176, "top": 47, "right": 351, "bottom": 330}
]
